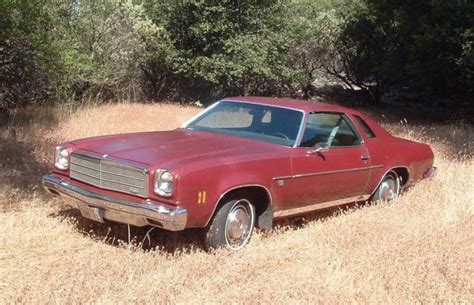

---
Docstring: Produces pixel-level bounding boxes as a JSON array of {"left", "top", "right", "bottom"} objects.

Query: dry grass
[
  {"left": 52, "top": 103, "right": 201, "bottom": 141},
  {"left": 0, "top": 102, "right": 473, "bottom": 303}
]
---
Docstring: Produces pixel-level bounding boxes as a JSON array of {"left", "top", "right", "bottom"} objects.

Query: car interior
[
  {"left": 300, "top": 113, "right": 361, "bottom": 147},
  {"left": 190, "top": 103, "right": 362, "bottom": 148}
]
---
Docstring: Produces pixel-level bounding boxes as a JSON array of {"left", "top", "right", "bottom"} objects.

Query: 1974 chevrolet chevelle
[{"left": 43, "top": 97, "right": 436, "bottom": 250}]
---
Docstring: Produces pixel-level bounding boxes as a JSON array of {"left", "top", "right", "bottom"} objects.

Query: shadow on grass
[
  {"left": 0, "top": 106, "right": 59, "bottom": 206},
  {"left": 51, "top": 205, "right": 205, "bottom": 253},
  {"left": 272, "top": 202, "right": 362, "bottom": 230},
  {"left": 49, "top": 200, "right": 364, "bottom": 253}
]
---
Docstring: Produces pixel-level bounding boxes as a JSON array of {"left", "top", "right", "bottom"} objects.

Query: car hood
[{"left": 70, "top": 129, "right": 281, "bottom": 169}]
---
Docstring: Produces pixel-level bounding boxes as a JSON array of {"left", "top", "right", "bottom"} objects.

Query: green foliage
[
  {"left": 57, "top": 0, "right": 153, "bottom": 101},
  {"left": 0, "top": 0, "right": 61, "bottom": 108},
  {"left": 0, "top": 0, "right": 155, "bottom": 108},
  {"left": 333, "top": 0, "right": 474, "bottom": 102},
  {"left": 285, "top": 0, "right": 345, "bottom": 97},
  {"left": 142, "top": 0, "right": 297, "bottom": 101},
  {"left": 1, "top": 0, "right": 472, "bottom": 107}
]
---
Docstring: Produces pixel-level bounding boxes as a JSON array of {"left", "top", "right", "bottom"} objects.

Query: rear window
[{"left": 354, "top": 115, "right": 376, "bottom": 138}]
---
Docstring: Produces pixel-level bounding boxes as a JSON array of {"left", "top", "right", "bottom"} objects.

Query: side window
[
  {"left": 353, "top": 115, "right": 376, "bottom": 138},
  {"left": 300, "top": 113, "right": 362, "bottom": 147}
]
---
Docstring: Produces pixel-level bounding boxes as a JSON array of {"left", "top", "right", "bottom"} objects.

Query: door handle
[{"left": 361, "top": 156, "right": 370, "bottom": 161}]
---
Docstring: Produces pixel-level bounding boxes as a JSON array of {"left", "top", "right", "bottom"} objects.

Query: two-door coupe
[{"left": 42, "top": 97, "right": 436, "bottom": 250}]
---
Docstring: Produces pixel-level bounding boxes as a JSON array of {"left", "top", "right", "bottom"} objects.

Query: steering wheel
[{"left": 266, "top": 132, "right": 290, "bottom": 140}]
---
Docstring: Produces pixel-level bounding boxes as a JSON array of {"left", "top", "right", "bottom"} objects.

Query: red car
[{"left": 43, "top": 97, "right": 436, "bottom": 250}]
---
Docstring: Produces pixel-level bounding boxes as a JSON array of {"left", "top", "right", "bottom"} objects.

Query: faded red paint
[{"left": 48, "top": 97, "right": 435, "bottom": 228}]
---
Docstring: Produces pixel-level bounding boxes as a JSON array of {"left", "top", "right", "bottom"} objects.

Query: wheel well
[
  {"left": 392, "top": 167, "right": 410, "bottom": 187},
  {"left": 218, "top": 186, "right": 273, "bottom": 230}
]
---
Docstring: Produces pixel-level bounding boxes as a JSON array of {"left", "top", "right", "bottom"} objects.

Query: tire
[
  {"left": 371, "top": 170, "right": 401, "bottom": 202},
  {"left": 204, "top": 198, "right": 255, "bottom": 250}
]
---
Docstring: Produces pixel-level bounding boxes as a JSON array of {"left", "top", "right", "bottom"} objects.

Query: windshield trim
[{"left": 183, "top": 100, "right": 307, "bottom": 148}]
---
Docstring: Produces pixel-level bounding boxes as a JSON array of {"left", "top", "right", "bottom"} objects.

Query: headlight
[
  {"left": 54, "top": 146, "right": 69, "bottom": 170},
  {"left": 154, "top": 169, "right": 173, "bottom": 197}
]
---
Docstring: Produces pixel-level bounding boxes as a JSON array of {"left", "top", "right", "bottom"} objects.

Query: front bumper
[{"left": 42, "top": 174, "right": 187, "bottom": 231}]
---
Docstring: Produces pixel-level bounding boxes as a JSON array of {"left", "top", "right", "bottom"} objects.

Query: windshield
[{"left": 186, "top": 101, "right": 304, "bottom": 146}]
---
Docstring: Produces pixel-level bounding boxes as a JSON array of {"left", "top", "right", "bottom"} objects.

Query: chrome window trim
[
  {"left": 273, "top": 164, "right": 384, "bottom": 181},
  {"left": 182, "top": 101, "right": 220, "bottom": 128},
  {"left": 352, "top": 114, "right": 377, "bottom": 139},
  {"left": 294, "top": 109, "right": 308, "bottom": 147},
  {"left": 185, "top": 99, "right": 307, "bottom": 148},
  {"left": 342, "top": 112, "right": 365, "bottom": 144}
]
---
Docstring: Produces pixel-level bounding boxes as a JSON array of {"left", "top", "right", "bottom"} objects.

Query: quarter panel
[{"left": 364, "top": 138, "right": 434, "bottom": 193}]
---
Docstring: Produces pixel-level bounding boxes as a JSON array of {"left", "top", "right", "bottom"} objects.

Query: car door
[{"left": 284, "top": 112, "right": 372, "bottom": 209}]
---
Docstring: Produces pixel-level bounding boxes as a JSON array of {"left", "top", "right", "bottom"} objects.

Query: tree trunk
[{"left": 0, "top": 108, "right": 9, "bottom": 127}]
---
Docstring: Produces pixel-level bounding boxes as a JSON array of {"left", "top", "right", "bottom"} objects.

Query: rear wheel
[
  {"left": 204, "top": 198, "right": 255, "bottom": 250},
  {"left": 372, "top": 171, "right": 400, "bottom": 202}
]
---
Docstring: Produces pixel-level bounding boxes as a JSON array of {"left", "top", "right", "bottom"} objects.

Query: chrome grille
[{"left": 70, "top": 152, "right": 149, "bottom": 198}]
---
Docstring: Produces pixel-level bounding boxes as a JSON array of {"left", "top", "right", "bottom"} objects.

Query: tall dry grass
[
  {"left": 0, "top": 103, "right": 473, "bottom": 303},
  {"left": 52, "top": 103, "right": 201, "bottom": 141}
]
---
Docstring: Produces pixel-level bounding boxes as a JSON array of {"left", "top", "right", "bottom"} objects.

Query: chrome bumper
[{"left": 42, "top": 174, "right": 187, "bottom": 231}]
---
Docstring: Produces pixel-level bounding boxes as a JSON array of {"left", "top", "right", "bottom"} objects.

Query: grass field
[{"left": 0, "top": 102, "right": 473, "bottom": 303}]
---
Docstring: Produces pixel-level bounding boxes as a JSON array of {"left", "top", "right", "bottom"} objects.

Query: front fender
[{"left": 177, "top": 165, "right": 274, "bottom": 228}]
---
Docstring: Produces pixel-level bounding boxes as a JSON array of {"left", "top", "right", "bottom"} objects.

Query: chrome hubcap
[
  {"left": 379, "top": 176, "right": 398, "bottom": 201},
  {"left": 225, "top": 200, "right": 254, "bottom": 249}
]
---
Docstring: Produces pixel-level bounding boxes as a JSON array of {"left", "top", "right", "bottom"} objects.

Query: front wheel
[
  {"left": 371, "top": 171, "right": 401, "bottom": 202},
  {"left": 204, "top": 198, "right": 255, "bottom": 250}
]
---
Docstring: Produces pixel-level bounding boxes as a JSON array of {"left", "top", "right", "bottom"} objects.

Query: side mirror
[{"left": 307, "top": 142, "right": 329, "bottom": 155}]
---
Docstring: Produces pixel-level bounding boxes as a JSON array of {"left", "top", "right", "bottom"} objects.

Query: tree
[
  {"left": 58, "top": 0, "right": 154, "bottom": 101},
  {"left": 286, "top": 0, "right": 344, "bottom": 98},
  {"left": 0, "top": 0, "right": 61, "bottom": 109},
  {"left": 330, "top": 0, "right": 474, "bottom": 102},
  {"left": 142, "top": 0, "right": 297, "bottom": 101}
]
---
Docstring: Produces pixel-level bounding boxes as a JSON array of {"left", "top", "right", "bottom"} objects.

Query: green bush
[
  {"left": 332, "top": 0, "right": 474, "bottom": 102},
  {"left": 1, "top": 0, "right": 471, "bottom": 107},
  {"left": 141, "top": 0, "right": 298, "bottom": 102},
  {"left": 0, "top": 0, "right": 60, "bottom": 108}
]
